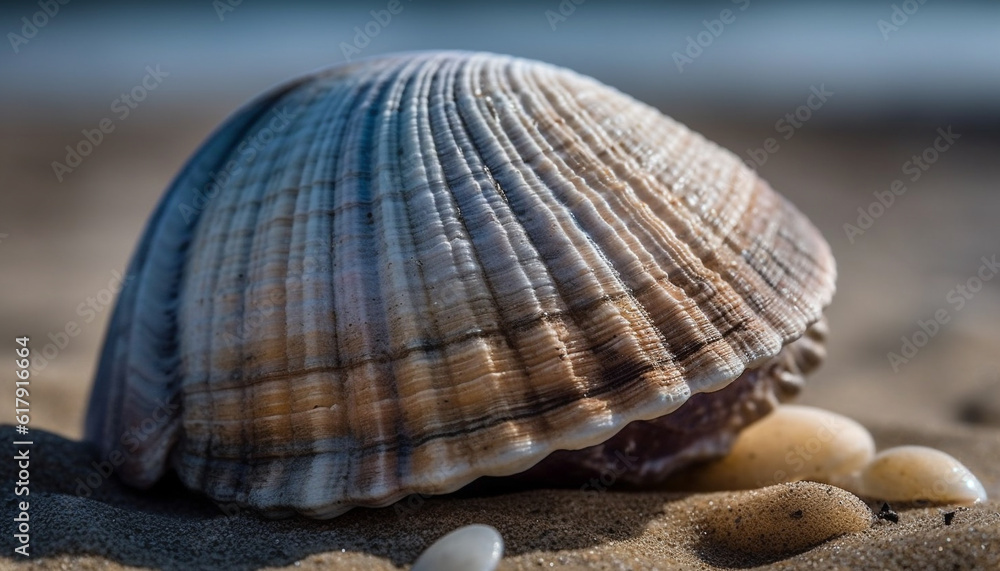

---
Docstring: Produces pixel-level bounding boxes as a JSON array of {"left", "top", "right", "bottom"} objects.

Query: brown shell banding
[
  {"left": 501, "top": 316, "right": 830, "bottom": 491},
  {"left": 85, "top": 51, "right": 835, "bottom": 518}
]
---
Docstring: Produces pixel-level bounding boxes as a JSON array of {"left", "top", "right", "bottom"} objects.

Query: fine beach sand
[
  {"left": 2, "top": 107, "right": 999, "bottom": 569},
  {"left": 3, "top": 422, "right": 998, "bottom": 570}
]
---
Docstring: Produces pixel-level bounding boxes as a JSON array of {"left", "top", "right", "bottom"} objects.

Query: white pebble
[
  {"left": 412, "top": 524, "right": 504, "bottom": 571},
  {"left": 672, "top": 405, "right": 875, "bottom": 491},
  {"left": 857, "top": 445, "right": 987, "bottom": 506}
]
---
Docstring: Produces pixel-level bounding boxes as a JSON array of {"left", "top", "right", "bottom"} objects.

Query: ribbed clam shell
[{"left": 85, "top": 51, "right": 835, "bottom": 518}]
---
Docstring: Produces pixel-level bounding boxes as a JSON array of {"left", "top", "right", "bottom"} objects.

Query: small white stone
[
  {"left": 412, "top": 524, "right": 504, "bottom": 571},
  {"left": 858, "top": 445, "right": 988, "bottom": 506},
  {"left": 673, "top": 405, "right": 875, "bottom": 491}
]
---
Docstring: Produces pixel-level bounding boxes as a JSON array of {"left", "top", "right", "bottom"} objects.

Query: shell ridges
[{"left": 86, "top": 51, "right": 835, "bottom": 517}]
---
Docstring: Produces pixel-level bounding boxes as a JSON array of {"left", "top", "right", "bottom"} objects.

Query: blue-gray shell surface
[{"left": 85, "top": 51, "right": 836, "bottom": 518}]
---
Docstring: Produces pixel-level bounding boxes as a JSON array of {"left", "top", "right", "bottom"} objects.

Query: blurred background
[{"left": 2, "top": 0, "right": 998, "bottom": 439}]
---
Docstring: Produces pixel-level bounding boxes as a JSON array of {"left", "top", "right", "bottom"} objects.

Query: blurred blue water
[{"left": 1, "top": 1, "right": 998, "bottom": 121}]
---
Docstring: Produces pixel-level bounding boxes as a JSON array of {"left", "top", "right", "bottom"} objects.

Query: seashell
[{"left": 84, "top": 51, "right": 836, "bottom": 518}]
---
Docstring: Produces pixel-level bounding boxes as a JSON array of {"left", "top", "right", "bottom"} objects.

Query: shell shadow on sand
[
  {"left": 1, "top": 426, "right": 665, "bottom": 570},
  {"left": 4, "top": 425, "right": 1000, "bottom": 570}
]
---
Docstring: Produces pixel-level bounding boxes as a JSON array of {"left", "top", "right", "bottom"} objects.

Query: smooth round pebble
[
  {"left": 411, "top": 524, "right": 504, "bottom": 571},
  {"left": 698, "top": 481, "right": 873, "bottom": 558},
  {"left": 671, "top": 405, "right": 875, "bottom": 491},
  {"left": 858, "top": 445, "right": 988, "bottom": 505}
]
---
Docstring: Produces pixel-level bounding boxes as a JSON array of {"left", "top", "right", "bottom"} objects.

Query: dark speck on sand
[{"left": 2, "top": 423, "right": 998, "bottom": 570}]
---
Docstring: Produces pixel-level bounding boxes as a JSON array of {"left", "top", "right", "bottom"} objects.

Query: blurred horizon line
[{"left": 1, "top": 1, "right": 999, "bottom": 124}]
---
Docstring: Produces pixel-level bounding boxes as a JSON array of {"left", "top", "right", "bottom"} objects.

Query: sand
[
  {"left": 2, "top": 420, "right": 997, "bottom": 570},
  {"left": 2, "top": 108, "right": 999, "bottom": 569}
]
